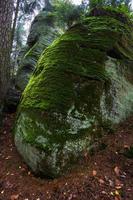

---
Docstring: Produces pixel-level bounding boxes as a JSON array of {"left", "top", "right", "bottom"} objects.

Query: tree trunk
[
  {"left": 0, "top": 0, "right": 14, "bottom": 112},
  {"left": 11, "top": 0, "right": 20, "bottom": 49}
]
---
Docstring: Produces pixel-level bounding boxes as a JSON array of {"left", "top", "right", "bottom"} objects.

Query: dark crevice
[
  {"left": 23, "top": 64, "right": 35, "bottom": 72},
  {"left": 27, "top": 35, "right": 38, "bottom": 48},
  {"left": 65, "top": 70, "right": 104, "bottom": 82},
  {"left": 107, "top": 49, "right": 122, "bottom": 59}
]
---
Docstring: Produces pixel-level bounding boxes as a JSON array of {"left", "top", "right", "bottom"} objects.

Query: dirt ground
[{"left": 0, "top": 113, "right": 133, "bottom": 200}]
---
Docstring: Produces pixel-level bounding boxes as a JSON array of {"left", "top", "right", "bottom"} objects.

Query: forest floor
[{"left": 0, "top": 113, "right": 133, "bottom": 200}]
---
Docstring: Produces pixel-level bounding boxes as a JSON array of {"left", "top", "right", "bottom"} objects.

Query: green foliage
[
  {"left": 87, "top": 0, "right": 132, "bottom": 14},
  {"left": 89, "top": 0, "right": 106, "bottom": 9},
  {"left": 82, "top": 0, "right": 133, "bottom": 24},
  {"left": 52, "top": 0, "right": 83, "bottom": 29},
  {"left": 88, "top": 0, "right": 132, "bottom": 8},
  {"left": 102, "top": 4, "right": 133, "bottom": 19}
]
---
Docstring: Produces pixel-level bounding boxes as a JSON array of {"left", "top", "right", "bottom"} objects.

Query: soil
[{"left": 0, "top": 113, "right": 133, "bottom": 200}]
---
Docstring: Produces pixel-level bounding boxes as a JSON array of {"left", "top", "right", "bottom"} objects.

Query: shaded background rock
[
  {"left": 15, "top": 9, "right": 61, "bottom": 91},
  {"left": 7, "top": 5, "right": 62, "bottom": 112},
  {"left": 15, "top": 8, "right": 133, "bottom": 178},
  {"left": 4, "top": 87, "right": 21, "bottom": 113}
]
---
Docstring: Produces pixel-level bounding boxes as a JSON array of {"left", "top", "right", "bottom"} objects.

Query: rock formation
[
  {"left": 14, "top": 8, "right": 133, "bottom": 178},
  {"left": 16, "top": 9, "right": 60, "bottom": 91}
]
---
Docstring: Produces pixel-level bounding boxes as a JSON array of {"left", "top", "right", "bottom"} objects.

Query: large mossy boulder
[
  {"left": 15, "top": 8, "right": 133, "bottom": 178},
  {"left": 15, "top": 10, "right": 60, "bottom": 91}
]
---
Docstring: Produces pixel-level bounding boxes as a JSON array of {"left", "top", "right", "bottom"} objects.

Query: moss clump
[{"left": 15, "top": 9, "right": 133, "bottom": 178}]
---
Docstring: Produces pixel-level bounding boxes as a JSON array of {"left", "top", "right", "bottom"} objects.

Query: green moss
[{"left": 20, "top": 16, "right": 133, "bottom": 113}]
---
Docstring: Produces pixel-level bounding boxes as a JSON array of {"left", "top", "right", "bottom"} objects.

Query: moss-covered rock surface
[{"left": 15, "top": 8, "right": 133, "bottom": 178}]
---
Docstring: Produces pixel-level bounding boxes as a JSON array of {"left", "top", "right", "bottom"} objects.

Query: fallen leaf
[
  {"left": 101, "top": 191, "right": 107, "bottom": 194},
  {"left": 115, "top": 196, "right": 121, "bottom": 200},
  {"left": 28, "top": 171, "right": 31, "bottom": 175},
  {"left": 99, "top": 179, "right": 105, "bottom": 184},
  {"left": 110, "top": 191, "right": 114, "bottom": 196},
  {"left": 5, "top": 156, "right": 12, "bottom": 160},
  {"left": 109, "top": 179, "right": 114, "bottom": 187},
  {"left": 120, "top": 172, "right": 126, "bottom": 178},
  {"left": 115, "top": 190, "right": 120, "bottom": 196},
  {"left": 115, "top": 179, "right": 123, "bottom": 189},
  {"left": 92, "top": 170, "right": 97, "bottom": 176},
  {"left": 11, "top": 194, "right": 19, "bottom": 200},
  {"left": 116, "top": 185, "right": 122, "bottom": 189},
  {"left": 124, "top": 144, "right": 130, "bottom": 149},
  {"left": 68, "top": 194, "right": 73, "bottom": 200},
  {"left": 114, "top": 166, "right": 120, "bottom": 176}
]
